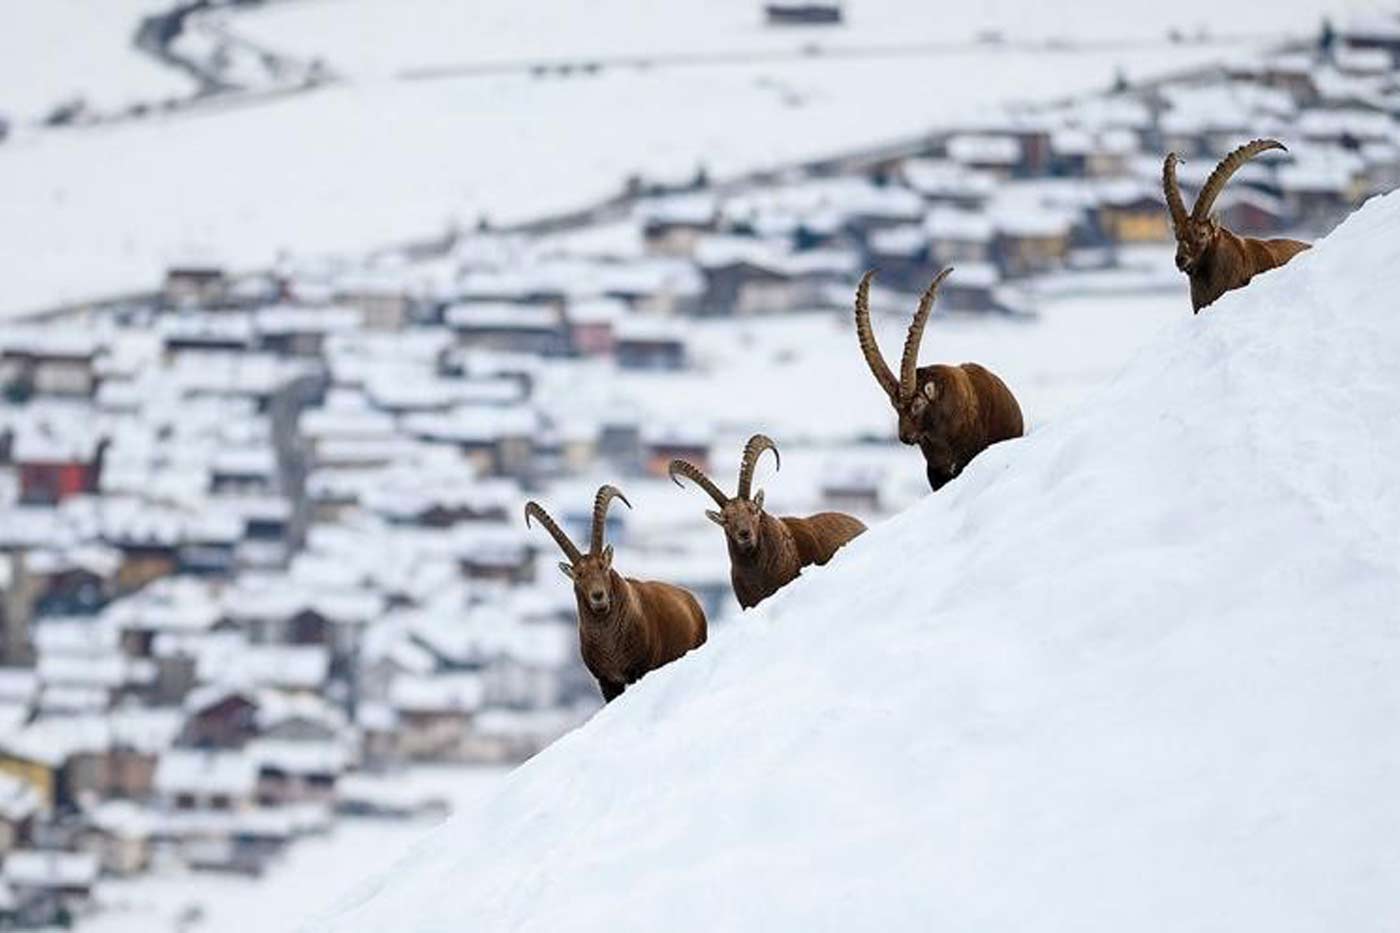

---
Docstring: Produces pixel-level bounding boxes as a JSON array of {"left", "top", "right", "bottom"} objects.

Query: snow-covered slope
[
  {"left": 235, "top": 0, "right": 1340, "bottom": 78},
  {"left": 0, "top": 0, "right": 193, "bottom": 123},
  {"left": 313, "top": 192, "right": 1400, "bottom": 932}
]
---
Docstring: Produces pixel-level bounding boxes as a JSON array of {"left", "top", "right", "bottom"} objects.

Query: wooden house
[
  {"left": 77, "top": 801, "right": 152, "bottom": 875},
  {"left": 900, "top": 159, "right": 995, "bottom": 209},
  {"left": 1214, "top": 187, "right": 1291, "bottom": 238},
  {"left": 946, "top": 134, "right": 1025, "bottom": 179},
  {"left": 335, "top": 275, "right": 414, "bottom": 331},
  {"left": 1095, "top": 184, "right": 1172, "bottom": 244},
  {"left": 566, "top": 298, "right": 625, "bottom": 357},
  {"left": 0, "top": 334, "right": 99, "bottom": 400},
  {"left": 1277, "top": 161, "right": 1361, "bottom": 227},
  {"left": 864, "top": 225, "right": 931, "bottom": 291},
  {"left": 181, "top": 687, "right": 260, "bottom": 749},
  {"left": 0, "top": 774, "right": 40, "bottom": 853},
  {"left": 925, "top": 207, "right": 995, "bottom": 266},
  {"left": 161, "top": 314, "right": 254, "bottom": 356},
  {"left": 765, "top": 2, "right": 842, "bottom": 25},
  {"left": 615, "top": 319, "right": 688, "bottom": 371},
  {"left": 938, "top": 263, "right": 1005, "bottom": 313},
  {"left": 444, "top": 302, "right": 568, "bottom": 356},
  {"left": 163, "top": 265, "right": 229, "bottom": 310},
  {"left": 642, "top": 430, "right": 709, "bottom": 479},
  {"left": 2, "top": 851, "right": 99, "bottom": 922},
  {"left": 1341, "top": 13, "right": 1400, "bottom": 62},
  {"left": 993, "top": 210, "right": 1074, "bottom": 278},
  {"left": 388, "top": 673, "right": 485, "bottom": 761},
  {"left": 640, "top": 195, "right": 718, "bottom": 257},
  {"left": 254, "top": 306, "right": 361, "bottom": 358},
  {"left": 15, "top": 436, "right": 107, "bottom": 506},
  {"left": 153, "top": 749, "right": 258, "bottom": 811}
]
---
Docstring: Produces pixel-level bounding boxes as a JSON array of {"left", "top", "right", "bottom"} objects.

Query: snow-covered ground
[
  {"left": 0, "top": 0, "right": 1366, "bottom": 318},
  {"left": 232, "top": 0, "right": 1340, "bottom": 77},
  {"left": 310, "top": 192, "right": 1400, "bottom": 932},
  {"left": 0, "top": 0, "right": 193, "bottom": 123},
  {"left": 79, "top": 767, "right": 510, "bottom": 933}
]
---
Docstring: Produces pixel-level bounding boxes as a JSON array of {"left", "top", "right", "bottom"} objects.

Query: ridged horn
[
  {"left": 524, "top": 501, "right": 581, "bottom": 564},
  {"left": 590, "top": 484, "right": 632, "bottom": 555},
  {"left": 668, "top": 459, "right": 729, "bottom": 507},
  {"left": 1162, "top": 151, "right": 1189, "bottom": 235},
  {"left": 737, "top": 434, "right": 780, "bottom": 500},
  {"left": 899, "top": 267, "right": 954, "bottom": 402},
  {"left": 854, "top": 270, "right": 899, "bottom": 402},
  {"left": 1192, "top": 139, "right": 1287, "bottom": 221}
]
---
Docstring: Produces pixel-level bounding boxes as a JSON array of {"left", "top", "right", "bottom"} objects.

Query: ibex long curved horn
[
  {"left": 737, "top": 434, "right": 780, "bottom": 500},
  {"left": 1162, "top": 152, "right": 1189, "bottom": 235},
  {"left": 590, "top": 484, "right": 632, "bottom": 555},
  {"left": 525, "top": 501, "right": 582, "bottom": 564},
  {"left": 1192, "top": 138, "right": 1287, "bottom": 221},
  {"left": 854, "top": 270, "right": 900, "bottom": 403},
  {"left": 668, "top": 459, "right": 728, "bottom": 507},
  {"left": 899, "top": 267, "right": 954, "bottom": 402}
]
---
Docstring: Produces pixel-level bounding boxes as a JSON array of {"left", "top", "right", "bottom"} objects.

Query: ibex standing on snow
[
  {"left": 1164, "top": 138, "right": 1311, "bottom": 313},
  {"left": 670, "top": 435, "right": 866, "bottom": 610},
  {"left": 854, "top": 269, "right": 1024, "bottom": 492},
  {"left": 525, "top": 486, "right": 707, "bottom": 702}
]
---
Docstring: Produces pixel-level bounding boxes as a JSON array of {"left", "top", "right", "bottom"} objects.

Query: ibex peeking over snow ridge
[
  {"left": 1163, "top": 138, "right": 1311, "bottom": 313},
  {"left": 525, "top": 485, "right": 707, "bottom": 702},
  {"left": 854, "top": 269, "right": 1024, "bottom": 492},
  {"left": 669, "top": 434, "right": 866, "bottom": 610}
]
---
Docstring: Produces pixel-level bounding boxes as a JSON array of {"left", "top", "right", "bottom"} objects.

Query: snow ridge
[{"left": 314, "top": 192, "right": 1400, "bottom": 932}]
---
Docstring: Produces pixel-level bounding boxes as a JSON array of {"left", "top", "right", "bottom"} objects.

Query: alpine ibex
[
  {"left": 1164, "top": 138, "right": 1311, "bottom": 313},
  {"left": 525, "top": 486, "right": 707, "bottom": 702},
  {"left": 854, "top": 269, "right": 1024, "bottom": 492},
  {"left": 669, "top": 434, "right": 866, "bottom": 610}
]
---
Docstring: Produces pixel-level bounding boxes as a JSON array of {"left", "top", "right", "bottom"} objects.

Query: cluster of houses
[
  {"left": 0, "top": 16, "right": 1397, "bottom": 928},
  {"left": 588, "top": 21, "right": 1399, "bottom": 319}
]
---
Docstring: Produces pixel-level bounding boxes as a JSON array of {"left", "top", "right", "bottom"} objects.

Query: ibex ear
[
  {"left": 601, "top": 544, "right": 614, "bottom": 567},
  {"left": 706, "top": 509, "right": 724, "bottom": 526},
  {"left": 923, "top": 382, "right": 938, "bottom": 401},
  {"left": 558, "top": 562, "right": 574, "bottom": 579},
  {"left": 752, "top": 490, "right": 764, "bottom": 510}
]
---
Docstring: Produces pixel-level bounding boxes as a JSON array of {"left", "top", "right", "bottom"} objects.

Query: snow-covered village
[{"left": 2, "top": 1, "right": 1399, "bottom": 931}]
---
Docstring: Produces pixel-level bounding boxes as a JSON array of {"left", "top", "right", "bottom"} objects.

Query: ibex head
[
  {"left": 853, "top": 268, "right": 956, "bottom": 447},
  {"left": 525, "top": 485, "right": 630, "bottom": 615},
  {"left": 1164, "top": 139, "right": 1287, "bottom": 274},
  {"left": 669, "top": 434, "right": 780, "bottom": 556}
]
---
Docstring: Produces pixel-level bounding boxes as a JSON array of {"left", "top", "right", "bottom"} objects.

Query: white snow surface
[
  {"left": 313, "top": 193, "right": 1400, "bottom": 932},
  {"left": 0, "top": 0, "right": 193, "bottom": 122}
]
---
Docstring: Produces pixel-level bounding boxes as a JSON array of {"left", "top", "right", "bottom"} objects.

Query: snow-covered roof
[
  {"left": 636, "top": 193, "right": 718, "bottom": 227},
  {"left": 924, "top": 206, "right": 995, "bottom": 242},
  {"left": 567, "top": 297, "right": 629, "bottom": 325},
  {"left": 402, "top": 405, "right": 540, "bottom": 444},
  {"left": 944, "top": 262, "right": 1001, "bottom": 289},
  {"left": 900, "top": 159, "right": 998, "bottom": 200},
  {"left": 946, "top": 134, "right": 1022, "bottom": 166},
  {"left": 389, "top": 672, "right": 486, "bottom": 714},
  {"left": 197, "top": 644, "right": 331, "bottom": 691},
  {"left": 0, "top": 774, "right": 41, "bottom": 823},
  {"left": 3, "top": 851, "right": 99, "bottom": 889},
  {"left": 154, "top": 749, "right": 259, "bottom": 798},
  {"left": 245, "top": 738, "right": 352, "bottom": 776},
  {"left": 444, "top": 302, "right": 561, "bottom": 331},
  {"left": 254, "top": 304, "right": 363, "bottom": 335},
  {"left": 867, "top": 225, "right": 928, "bottom": 257}
]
